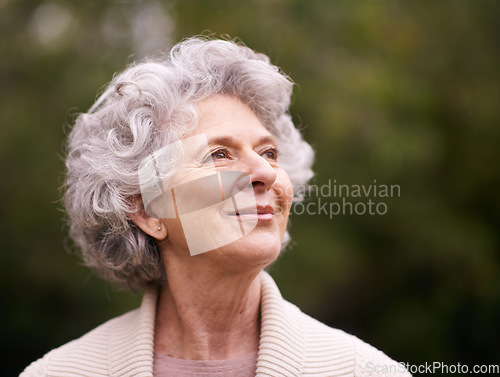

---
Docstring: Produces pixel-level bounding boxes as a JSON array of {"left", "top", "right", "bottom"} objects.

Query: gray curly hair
[{"left": 64, "top": 37, "right": 314, "bottom": 291}]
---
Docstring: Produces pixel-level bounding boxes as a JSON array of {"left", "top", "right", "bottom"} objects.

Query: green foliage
[{"left": 2, "top": 0, "right": 499, "bottom": 374}]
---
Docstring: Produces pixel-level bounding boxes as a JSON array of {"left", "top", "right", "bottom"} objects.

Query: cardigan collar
[
  {"left": 256, "top": 271, "right": 305, "bottom": 376},
  {"left": 108, "top": 270, "right": 305, "bottom": 377},
  {"left": 108, "top": 284, "right": 157, "bottom": 377}
]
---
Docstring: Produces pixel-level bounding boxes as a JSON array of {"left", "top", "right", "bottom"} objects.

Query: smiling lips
[{"left": 227, "top": 204, "right": 276, "bottom": 221}]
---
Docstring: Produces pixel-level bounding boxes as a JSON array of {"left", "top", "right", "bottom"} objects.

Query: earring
[{"left": 157, "top": 226, "right": 161, "bottom": 231}]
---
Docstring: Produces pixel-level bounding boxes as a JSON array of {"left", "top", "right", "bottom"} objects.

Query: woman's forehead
[{"left": 191, "top": 96, "right": 276, "bottom": 144}]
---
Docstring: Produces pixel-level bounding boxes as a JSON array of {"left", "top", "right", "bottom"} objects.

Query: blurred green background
[{"left": 2, "top": 0, "right": 499, "bottom": 375}]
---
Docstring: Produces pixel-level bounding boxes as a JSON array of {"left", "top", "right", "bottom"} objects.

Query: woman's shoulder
[
  {"left": 20, "top": 307, "right": 142, "bottom": 377},
  {"left": 283, "top": 300, "right": 411, "bottom": 376}
]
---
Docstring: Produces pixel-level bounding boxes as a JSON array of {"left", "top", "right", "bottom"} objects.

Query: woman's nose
[{"left": 242, "top": 152, "right": 277, "bottom": 193}]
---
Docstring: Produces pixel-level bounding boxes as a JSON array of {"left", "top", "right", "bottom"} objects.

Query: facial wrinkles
[{"left": 172, "top": 96, "right": 293, "bottom": 254}]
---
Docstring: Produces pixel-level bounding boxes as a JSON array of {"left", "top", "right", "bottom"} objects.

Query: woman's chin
[{"left": 211, "top": 231, "right": 282, "bottom": 270}]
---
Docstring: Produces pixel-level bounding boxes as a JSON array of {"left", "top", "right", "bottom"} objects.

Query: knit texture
[{"left": 20, "top": 271, "right": 410, "bottom": 377}]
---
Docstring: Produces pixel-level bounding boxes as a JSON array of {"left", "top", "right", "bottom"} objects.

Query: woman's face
[{"left": 159, "top": 95, "right": 293, "bottom": 269}]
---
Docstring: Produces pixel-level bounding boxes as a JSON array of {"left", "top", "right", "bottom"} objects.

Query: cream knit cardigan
[{"left": 21, "top": 271, "right": 410, "bottom": 377}]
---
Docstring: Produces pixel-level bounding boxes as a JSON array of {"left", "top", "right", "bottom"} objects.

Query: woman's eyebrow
[
  {"left": 256, "top": 135, "right": 277, "bottom": 145},
  {"left": 206, "top": 134, "right": 276, "bottom": 146}
]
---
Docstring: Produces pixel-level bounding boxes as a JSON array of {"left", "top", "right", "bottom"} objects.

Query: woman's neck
[{"left": 154, "top": 261, "right": 262, "bottom": 360}]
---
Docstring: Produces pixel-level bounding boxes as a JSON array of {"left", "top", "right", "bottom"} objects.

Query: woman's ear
[{"left": 129, "top": 197, "right": 167, "bottom": 240}]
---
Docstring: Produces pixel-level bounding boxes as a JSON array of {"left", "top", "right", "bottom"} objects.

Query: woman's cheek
[{"left": 276, "top": 169, "right": 294, "bottom": 212}]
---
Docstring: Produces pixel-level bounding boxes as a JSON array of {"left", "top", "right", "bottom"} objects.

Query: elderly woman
[{"left": 22, "top": 37, "right": 409, "bottom": 377}]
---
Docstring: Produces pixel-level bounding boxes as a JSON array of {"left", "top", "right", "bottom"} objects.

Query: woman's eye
[
  {"left": 211, "top": 148, "right": 230, "bottom": 160},
  {"left": 263, "top": 148, "right": 278, "bottom": 160}
]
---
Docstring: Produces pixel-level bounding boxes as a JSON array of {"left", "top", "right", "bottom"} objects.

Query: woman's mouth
[{"left": 225, "top": 205, "right": 276, "bottom": 222}]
